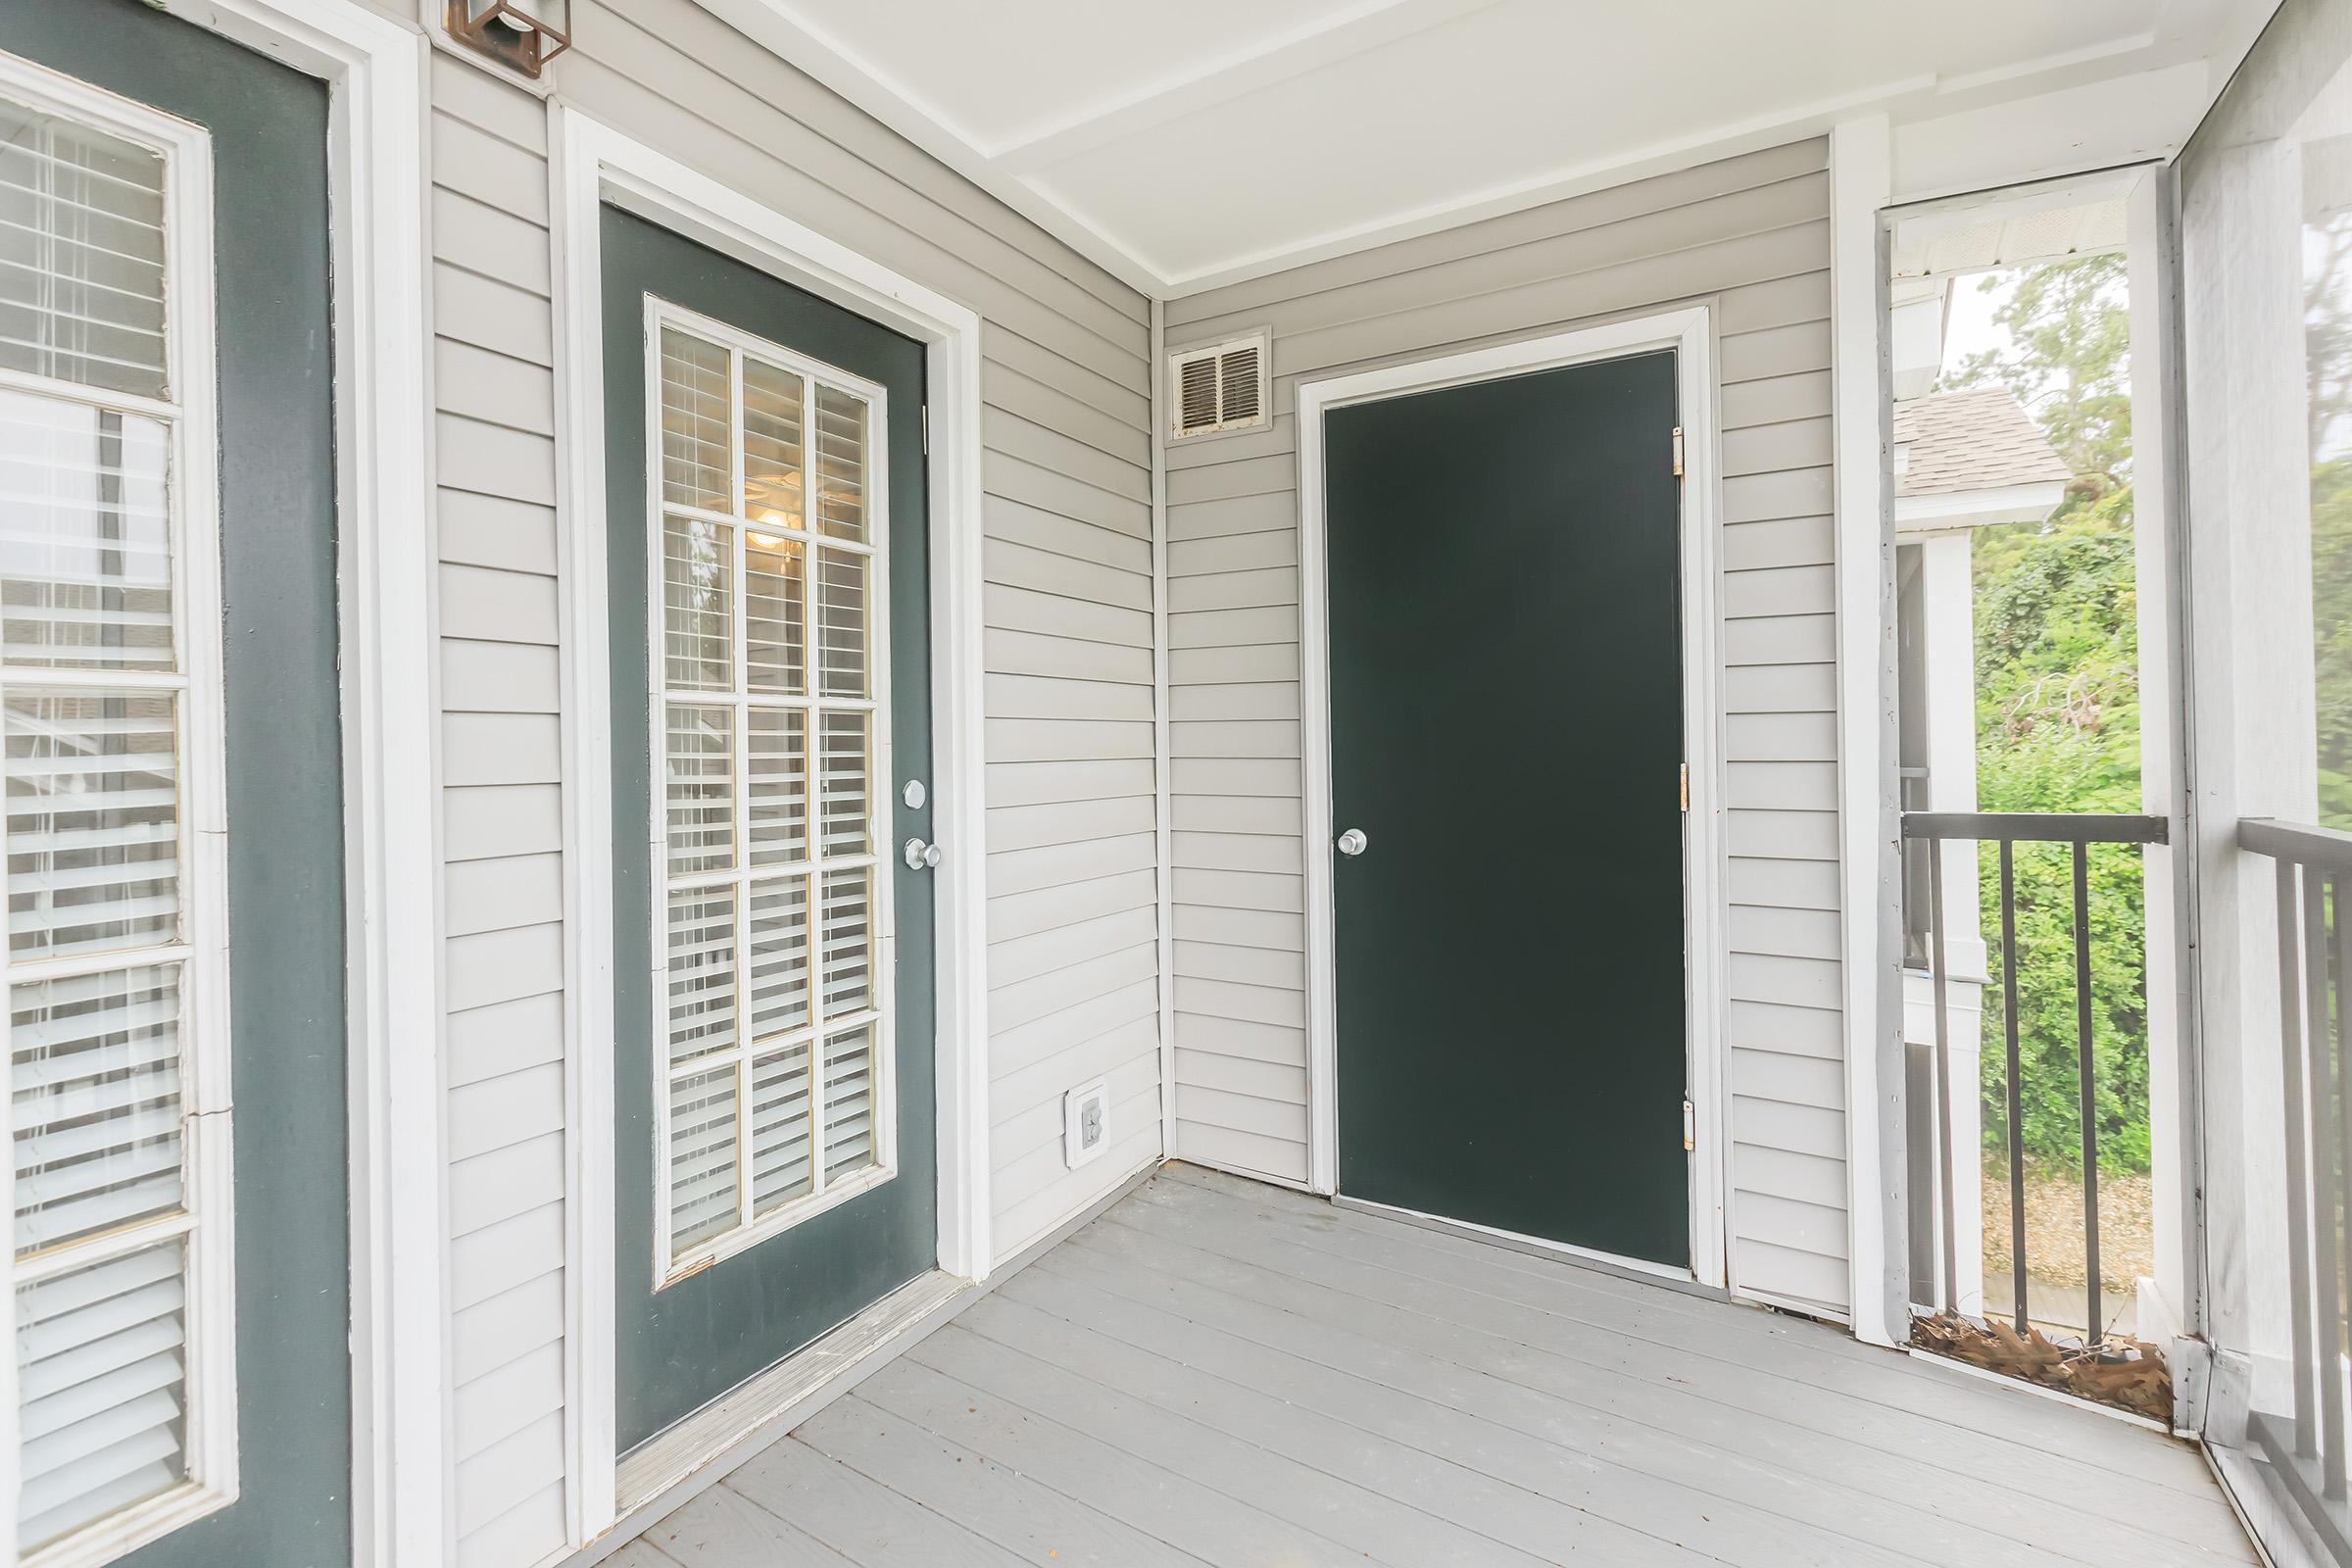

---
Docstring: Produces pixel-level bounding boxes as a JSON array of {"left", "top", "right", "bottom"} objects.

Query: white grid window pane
[
  {"left": 746, "top": 876, "right": 809, "bottom": 1042},
  {"left": 815, "top": 546, "right": 867, "bottom": 698},
  {"left": 0, "top": 99, "right": 169, "bottom": 400},
  {"left": 12, "top": 965, "right": 182, "bottom": 1257},
  {"left": 7, "top": 688, "right": 179, "bottom": 960},
  {"left": 819, "top": 865, "right": 871, "bottom": 1020},
  {"left": 0, "top": 390, "right": 173, "bottom": 671},
  {"left": 741, "top": 359, "right": 804, "bottom": 527},
  {"left": 663, "top": 704, "right": 733, "bottom": 878},
  {"left": 816, "top": 710, "right": 868, "bottom": 858},
  {"left": 746, "top": 708, "right": 805, "bottom": 868},
  {"left": 743, "top": 532, "right": 805, "bottom": 695},
  {"left": 664, "top": 886, "right": 736, "bottom": 1066},
  {"left": 662, "top": 514, "right": 731, "bottom": 691},
  {"left": 666, "top": 1067, "right": 738, "bottom": 1260},
  {"left": 658, "top": 326, "right": 730, "bottom": 512},
  {"left": 822, "top": 1025, "right": 875, "bottom": 1183},
  {"left": 811, "top": 385, "right": 866, "bottom": 542},
  {"left": 15, "top": 1240, "right": 188, "bottom": 1554},
  {"left": 749, "top": 1042, "right": 813, "bottom": 1215}
]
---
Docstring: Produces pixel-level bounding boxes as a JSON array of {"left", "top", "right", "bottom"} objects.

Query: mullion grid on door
[
  {"left": 0, "top": 57, "right": 239, "bottom": 1568},
  {"left": 647, "top": 298, "right": 894, "bottom": 1285}
]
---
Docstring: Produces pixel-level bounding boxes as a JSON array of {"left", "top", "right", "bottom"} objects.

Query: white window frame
[
  {"left": 642, "top": 297, "right": 900, "bottom": 1286},
  {"left": 0, "top": 49, "right": 238, "bottom": 1568}
]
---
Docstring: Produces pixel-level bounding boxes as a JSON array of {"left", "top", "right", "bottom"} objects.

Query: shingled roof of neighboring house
[{"left": 1890, "top": 386, "right": 2074, "bottom": 498}]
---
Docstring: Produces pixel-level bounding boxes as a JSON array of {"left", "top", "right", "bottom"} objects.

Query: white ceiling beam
[{"left": 987, "top": 0, "right": 1504, "bottom": 173}]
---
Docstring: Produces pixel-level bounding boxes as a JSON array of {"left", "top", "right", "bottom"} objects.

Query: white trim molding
[
  {"left": 1295, "top": 306, "right": 1731, "bottom": 1291},
  {"left": 547, "top": 106, "right": 991, "bottom": 1552},
  {"left": 1829, "top": 115, "right": 1902, "bottom": 1348}
]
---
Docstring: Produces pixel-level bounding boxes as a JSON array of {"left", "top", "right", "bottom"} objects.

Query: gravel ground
[{"left": 1982, "top": 1163, "right": 2154, "bottom": 1289}]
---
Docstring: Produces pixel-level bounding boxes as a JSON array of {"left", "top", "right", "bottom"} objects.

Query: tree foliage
[{"left": 1940, "top": 259, "right": 2149, "bottom": 1175}]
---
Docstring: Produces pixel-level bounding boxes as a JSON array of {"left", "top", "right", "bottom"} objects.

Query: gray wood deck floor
[{"left": 612, "top": 1164, "right": 2256, "bottom": 1567}]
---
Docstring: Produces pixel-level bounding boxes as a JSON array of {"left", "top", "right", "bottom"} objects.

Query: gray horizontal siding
[
  {"left": 1160, "top": 139, "right": 1848, "bottom": 1314},
  {"left": 427, "top": 9, "right": 1159, "bottom": 1560}
]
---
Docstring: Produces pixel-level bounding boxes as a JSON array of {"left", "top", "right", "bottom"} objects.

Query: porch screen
[
  {"left": 0, "top": 81, "right": 237, "bottom": 1560},
  {"left": 650, "top": 310, "right": 892, "bottom": 1280}
]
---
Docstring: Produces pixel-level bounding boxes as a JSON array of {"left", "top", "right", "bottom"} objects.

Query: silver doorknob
[
  {"left": 904, "top": 838, "right": 943, "bottom": 870},
  {"left": 1337, "top": 828, "right": 1368, "bottom": 857}
]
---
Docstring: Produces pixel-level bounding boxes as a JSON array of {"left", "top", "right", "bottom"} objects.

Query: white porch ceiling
[{"left": 693, "top": 0, "right": 2277, "bottom": 297}]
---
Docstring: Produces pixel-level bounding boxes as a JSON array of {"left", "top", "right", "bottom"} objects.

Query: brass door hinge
[
  {"left": 1671, "top": 425, "right": 1685, "bottom": 477},
  {"left": 1683, "top": 1099, "right": 1696, "bottom": 1152},
  {"left": 1679, "top": 761, "right": 1689, "bottom": 812}
]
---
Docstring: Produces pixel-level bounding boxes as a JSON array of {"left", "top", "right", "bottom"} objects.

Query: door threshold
[
  {"left": 1332, "top": 1194, "right": 1724, "bottom": 1302},
  {"left": 604, "top": 1269, "right": 971, "bottom": 1544}
]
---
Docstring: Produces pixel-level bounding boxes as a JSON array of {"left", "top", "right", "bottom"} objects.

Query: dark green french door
[
  {"left": 1, "top": 1, "right": 348, "bottom": 1562},
  {"left": 603, "top": 208, "right": 937, "bottom": 1448},
  {"left": 1326, "top": 350, "right": 1691, "bottom": 1270}
]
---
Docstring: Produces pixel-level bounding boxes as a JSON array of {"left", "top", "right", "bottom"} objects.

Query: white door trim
[
  {"left": 1295, "top": 305, "right": 1731, "bottom": 1292},
  {"left": 547, "top": 106, "right": 991, "bottom": 1549},
  {"left": 137, "top": 2, "right": 442, "bottom": 1564}
]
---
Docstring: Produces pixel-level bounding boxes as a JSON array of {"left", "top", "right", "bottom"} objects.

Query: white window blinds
[
  {"left": 1, "top": 73, "right": 234, "bottom": 1565},
  {"left": 649, "top": 308, "right": 894, "bottom": 1280}
]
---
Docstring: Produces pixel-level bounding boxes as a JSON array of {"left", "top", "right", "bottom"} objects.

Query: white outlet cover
[{"left": 1063, "top": 1078, "right": 1109, "bottom": 1170}]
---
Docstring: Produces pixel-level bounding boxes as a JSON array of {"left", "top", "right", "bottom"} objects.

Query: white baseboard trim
[{"left": 1901, "top": 1344, "right": 2173, "bottom": 1434}]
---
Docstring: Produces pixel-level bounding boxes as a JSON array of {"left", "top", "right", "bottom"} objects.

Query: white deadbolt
[
  {"left": 903, "top": 779, "right": 927, "bottom": 809},
  {"left": 904, "top": 837, "right": 943, "bottom": 870},
  {"left": 1337, "top": 828, "right": 1368, "bottom": 857}
]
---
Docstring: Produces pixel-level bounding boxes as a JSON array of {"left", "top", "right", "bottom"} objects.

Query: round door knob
[
  {"left": 904, "top": 837, "right": 944, "bottom": 870},
  {"left": 1337, "top": 828, "right": 1368, "bottom": 857}
]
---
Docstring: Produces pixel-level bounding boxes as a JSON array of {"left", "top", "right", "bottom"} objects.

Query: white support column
[
  {"left": 1832, "top": 116, "right": 1904, "bottom": 1347},
  {"left": 2127, "top": 167, "right": 2201, "bottom": 1390},
  {"left": 2180, "top": 130, "right": 2319, "bottom": 1445}
]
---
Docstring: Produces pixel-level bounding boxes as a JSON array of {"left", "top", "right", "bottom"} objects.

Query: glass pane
[
  {"left": 0, "top": 98, "right": 169, "bottom": 400},
  {"left": 742, "top": 359, "right": 805, "bottom": 528},
  {"left": 664, "top": 886, "right": 735, "bottom": 1066},
  {"left": 822, "top": 1024, "right": 875, "bottom": 1182},
  {"left": 666, "top": 1066, "right": 738, "bottom": 1259},
  {"left": 0, "top": 391, "right": 172, "bottom": 670},
  {"left": 12, "top": 965, "right": 182, "bottom": 1256},
  {"left": 746, "top": 876, "right": 809, "bottom": 1042},
  {"left": 662, "top": 514, "right": 731, "bottom": 690},
  {"left": 658, "top": 326, "right": 730, "bottom": 512},
  {"left": 746, "top": 708, "right": 806, "bottom": 868},
  {"left": 750, "top": 1042, "right": 813, "bottom": 1214},
  {"left": 815, "top": 546, "right": 867, "bottom": 698},
  {"left": 744, "top": 532, "right": 805, "bottom": 694},
  {"left": 663, "top": 704, "right": 732, "bottom": 878},
  {"left": 819, "top": 865, "right": 871, "bottom": 1020},
  {"left": 812, "top": 385, "right": 867, "bottom": 542},
  {"left": 6, "top": 689, "right": 178, "bottom": 959},
  {"left": 817, "top": 709, "right": 869, "bottom": 858},
  {"left": 15, "top": 1240, "right": 188, "bottom": 1553}
]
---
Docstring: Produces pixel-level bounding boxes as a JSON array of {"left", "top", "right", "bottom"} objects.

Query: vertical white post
[
  {"left": 1832, "top": 116, "right": 1902, "bottom": 1346},
  {"left": 2180, "top": 132, "right": 2319, "bottom": 1445},
  {"left": 2126, "top": 169, "right": 2199, "bottom": 1384}
]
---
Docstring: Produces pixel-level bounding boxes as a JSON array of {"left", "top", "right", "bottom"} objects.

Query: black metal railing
[
  {"left": 1899, "top": 810, "right": 2168, "bottom": 1341},
  {"left": 2242, "top": 817, "right": 2352, "bottom": 1560}
]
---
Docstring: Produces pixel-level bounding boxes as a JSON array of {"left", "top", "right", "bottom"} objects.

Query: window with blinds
[
  {"left": 648, "top": 305, "right": 894, "bottom": 1280},
  {"left": 0, "top": 68, "right": 237, "bottom": 1567}
]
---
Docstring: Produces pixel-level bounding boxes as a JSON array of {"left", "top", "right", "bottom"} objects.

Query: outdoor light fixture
[{"left": 445, "top": 0, "right": 570, "bottom": 78}]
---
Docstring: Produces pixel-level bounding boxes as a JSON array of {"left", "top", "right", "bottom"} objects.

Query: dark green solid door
[
  {"left": 1, "top": 1, "right": 348, "bottom": 1562},
  {"left": 604, "top": 208, "right": 937, "bottom": 1447},
  {"left": 1327, "top": 351, "right": 1690, "bottom": 1270}
]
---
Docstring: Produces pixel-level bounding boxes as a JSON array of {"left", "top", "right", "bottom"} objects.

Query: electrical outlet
[{"left": 1063, "top": 1079, "right": 1109, "bottom": 1169}]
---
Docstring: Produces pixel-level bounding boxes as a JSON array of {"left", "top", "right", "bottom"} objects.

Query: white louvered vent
[{"left": 1169, "top": 332, "right": 1268, "bottom": 440}]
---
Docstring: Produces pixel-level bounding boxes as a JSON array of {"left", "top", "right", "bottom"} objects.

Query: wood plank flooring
[{"left": 614, "top": 1164, "right": 2256, "bottom": 1567}]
